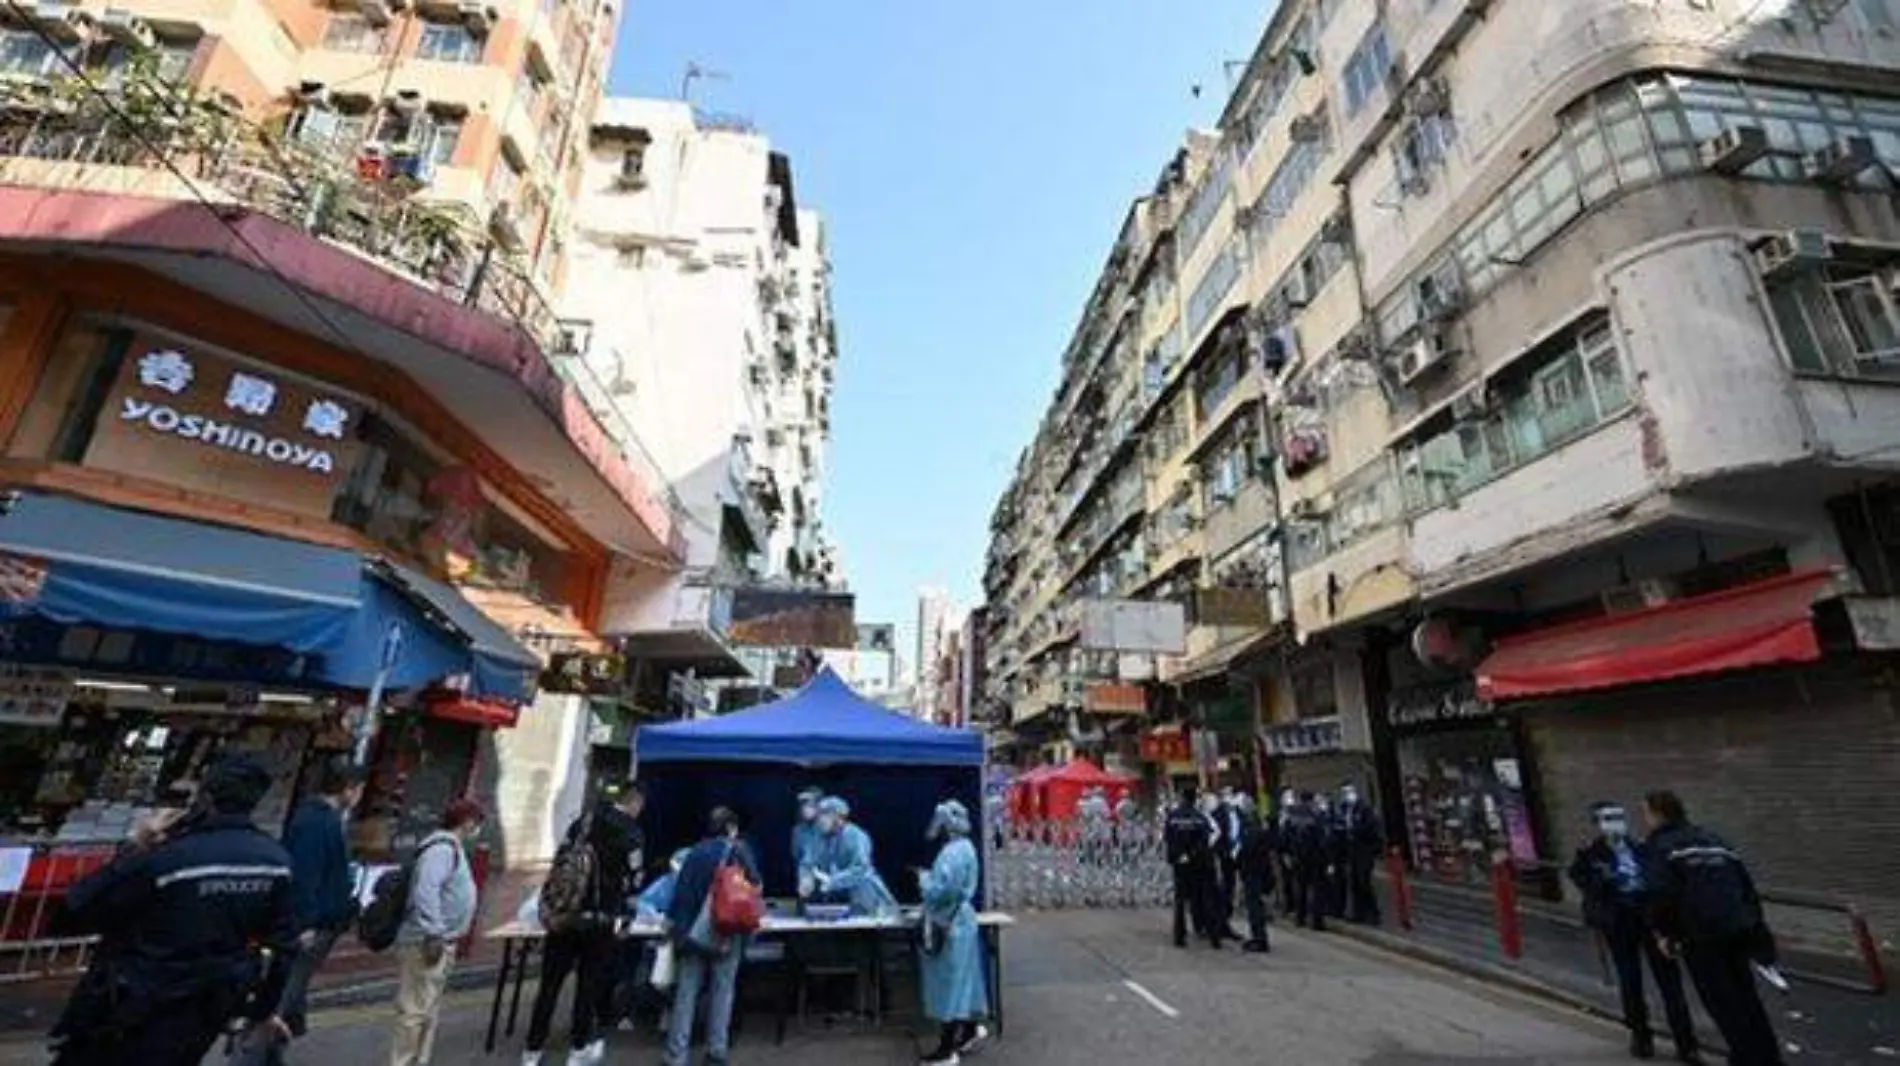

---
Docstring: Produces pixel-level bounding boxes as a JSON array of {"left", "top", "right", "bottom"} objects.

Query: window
[
  {"left": 1340, "top": 21, "right": 1391, "bottom": 118},
  {"left": 426, "top": 113, "right": 463, "bottom": 166},
  {"left": 1397, "top": 316, "right": 1631, "bottom": 512},
  {"left": 1329, "top": 456, "right": 1401, "bottom": 550},
  {"left": 1177, "top": 152, "right": 1233, "bottom": 259},
  {"left": 0, "top": 30, "right": 64, "bottom": 77},
  {"left": 1185, "top": 242, "right": 1242, "bottom": 341},
  {"left": 1766, "top": 265, "right": 1900, "bottom": 379},
  {"left": 1857, "top": 0, "right": 1899, "bottom": 29},
  {"left": 322, "top": 13, "right": 386, "bottom": 53},
  {"left": 416, "top": 21, "right": 482, "bottom": 63},
  {"left": 290, "top": 105, "right": 370, "bottom": 154}
]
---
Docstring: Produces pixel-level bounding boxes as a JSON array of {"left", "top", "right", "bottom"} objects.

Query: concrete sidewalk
[{"left": 1323, "top": 877, "right": 1897, "bottom": 1064}]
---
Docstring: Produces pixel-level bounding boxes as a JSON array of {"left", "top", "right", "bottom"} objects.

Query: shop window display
[{"left": 1396, "top": 725, "right": 1540, "bottom": 884}]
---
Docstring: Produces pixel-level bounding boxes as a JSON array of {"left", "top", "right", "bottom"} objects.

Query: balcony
[{"left": 0, "top": 76, "right": 680, "bottom": 561}]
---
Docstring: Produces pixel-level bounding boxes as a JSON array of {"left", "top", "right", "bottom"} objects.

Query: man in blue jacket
[
  {"left": 236, "top": 758, "right": 364, "bottom": 1065},
  {"left": 663, "top": 807, "right": 760, "bottom": 1066},
  {"left": 51, "top": 755, "right": 300, "bottom": 1066}
]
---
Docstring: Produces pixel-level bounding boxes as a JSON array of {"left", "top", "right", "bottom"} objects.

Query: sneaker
[
  {"left": 920, "top": 1052, "right": 960, "bottom": 1066},
  {"left": 520, "top": 1054, "right": 543, "bottom": 1066},
  {"left": 957, "top": 1024, "right": 991, "bottom": 1055},
  {"left": 570, "top": 1039, "right": 607, "bottom": 1065}
]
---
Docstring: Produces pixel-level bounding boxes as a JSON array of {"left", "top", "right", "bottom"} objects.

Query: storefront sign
[
  {"left": 1259, "top": 716, "right": 1343, "bottom": 757},
  {"left": 1084, "top": 681, "right": 1146, "bottom": 716},
  {"left": 1386, "top": 681, "right": 1493, "bottom": 731},
  {"left": 85, "top": 337, "right": 364, "bottom": 521},
  {"left": 1139, "top": 728, "right": 1191, "bottom": 764}
]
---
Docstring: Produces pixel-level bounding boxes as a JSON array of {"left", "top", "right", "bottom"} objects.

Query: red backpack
[{"left": 711, "top": 846, "right": 763, "bottom": 935}]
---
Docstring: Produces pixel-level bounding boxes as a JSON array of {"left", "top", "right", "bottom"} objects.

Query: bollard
[
  {"left": 1490, "top": 855, "right": 1523, "bottom": 960},
  {"left": 1850, "top": 906, "right": 1889, "bottom": 995},
  {"left": 1385, "top": 846, "right": 1414, "bottom": 931}
]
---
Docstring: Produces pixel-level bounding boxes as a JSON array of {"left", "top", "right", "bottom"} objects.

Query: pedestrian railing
[
  {"left": 0, "top": 844, "right": 115, "bottom": 984},
  {"left": 985, "top": 818, "right": 1174, "bottom": 912}
]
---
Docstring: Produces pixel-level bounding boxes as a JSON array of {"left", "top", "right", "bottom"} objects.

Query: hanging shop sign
[
  {"left": 1258, "top": 716, "right": 1344, "bottom": 757},
  {"left": 541, "top": 651, "right": 625, "bottom": 696},
  {"left": 1084, "top": 681, "right": 1147, "bottom": 716},
  {"left": 0, "top": 616, "right": 315, "bottom": 687},
  {"left": 86, "top": 337, "right": 364, "bottom": 520},
  {"left": 1138, "top": 727, "right": 1191, "bottom": 764},
  {"left": 1386, "top": 680, "right": 1494, "bottom": 732}
]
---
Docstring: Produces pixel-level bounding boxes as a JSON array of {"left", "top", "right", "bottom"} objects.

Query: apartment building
[
  {"left": 568, "top": 98, "right": 846, "bottom": 721},
  {"left": 985, "top": 0, "right": 1900, "bottom": 924}
]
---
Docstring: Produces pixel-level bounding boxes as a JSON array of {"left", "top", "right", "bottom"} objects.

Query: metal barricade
[
  {"left": 989, "top": 815, "right": 1171, "bottom": 911},
  {"left": 0, "top": 843, "right": 115, "bottom": 984}
]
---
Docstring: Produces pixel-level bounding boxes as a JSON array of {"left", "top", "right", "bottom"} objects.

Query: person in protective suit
[
  {"left": 1642, "top": 791, "right": 1784, "bottom": 1066},
  {"left": 792, "top": 787, "right": 825, "bottom": 899},
  {"left": 916, "top": 800, "right": 989, "bottom": 1066},
  {"left": 1335, "top": 781, "right": 1384, "bottom": 926},
  {"left": 1234, "top": 794, "right": 1275, "bottom": 953},
  {"left": 51, "top": 754, "right": 299, "bottom": 1066},
  {"left": 810, "top": 796, "right": 899, "bottom": 916},
  {"left": 1163, "top": 785, "right": 1222, "bottom": 949}
]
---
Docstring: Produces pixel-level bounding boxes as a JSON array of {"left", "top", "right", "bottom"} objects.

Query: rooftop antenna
[{"left": 681, "top": 62, "right": 730, "bottom": 102}]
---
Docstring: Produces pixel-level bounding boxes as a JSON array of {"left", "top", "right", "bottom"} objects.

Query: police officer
[
  {"left": 1234, "top": 794, "right": 1274, "bottom": 953},
  {"left": 1336, "top": 781, "right": 1384, "bottom": 926},
  {"left": 1271, "top": 789, "right": 1299, "bottom": 916},
  {"left": 51, "top": 754, "right": 299, "bottom": 1066},
  {"left": 1642, "top": 791, "right": 1783, "bottom": 1066},
  {"left": 1286, "top": 792, "right": 1331, "bottom": 932},
  {"left": 1164, "top": 785, "right": 1223, "bottom": 949}
]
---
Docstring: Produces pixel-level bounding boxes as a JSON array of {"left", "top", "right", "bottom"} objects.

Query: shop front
[{"left": 1384, "top": 678, "right": 1544, "bottom": 887}]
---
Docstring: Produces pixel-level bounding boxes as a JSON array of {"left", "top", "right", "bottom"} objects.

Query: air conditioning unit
[
  {"left": 1282, "top": 272, "right": 1311, "bottom": 310},
  {"left": 1697, "top": 125, "right": 1769, "bottom": 174},
  {"left": 1802, "top": 135, "right": 1877, "bottom": 183},
  {"left": 32, "top": 2, "right": 93, "bottom": 42},
  {"left": 1288, "top": 112, "right": 1326, "bottom": 144},
  {"left": 457, "top": 0, "right": 496, "bottom": 32},
  {"left": 1752, "top": 229, "right": 1831, "bottom": 279},
  {"left": 296, "top": 80, "right": 330, "bottom": 105},
  {"left": 96, "top": 10, "right": 154, "bottom": 48},
  {"left": 389, "top": 88, "right": 425, "bottom": 113},
  {"left": 1320, "top": 212, "right": 1351, "bottom": 247},
  {"left": 1450, "top": 382, "right": 1490, "bottom": 422},
  {"left": 1395, "top": 327, "right": 1455, "bottom": 387},
  {"left": 1405, "top": 76, "right": 1451, "bottom": 118}
]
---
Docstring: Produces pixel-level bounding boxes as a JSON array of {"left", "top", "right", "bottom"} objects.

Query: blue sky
[{"left": 609, "top": 1, "right": 1270, "bottom": 650}]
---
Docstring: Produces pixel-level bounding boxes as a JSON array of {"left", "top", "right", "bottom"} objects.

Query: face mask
[
  {"left": 800, "top": 803, "right": 818, "bottom": 822},
  {"left": 1313, "top": 797, "right": 1331, "bottom": 814},
  {"left": 818, "top": 814, "right": 842, "bottom": 834},
  {"left": 1198, "top": 796, "right": 1217, "bottom": 814},
  {"left": 1595, "top": 809, "right": 1629, "bottom": 840},
  {"left": 1340, "top": 787, "right": 1360, "bottom": 807}
]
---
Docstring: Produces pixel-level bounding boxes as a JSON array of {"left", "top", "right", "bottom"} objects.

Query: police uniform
[
  {"left": 1164, "top": 799, "right": 1222, "bottom": 948},
  {"left": 51, "top": 810, "right": 299, "bottom": 1066}
]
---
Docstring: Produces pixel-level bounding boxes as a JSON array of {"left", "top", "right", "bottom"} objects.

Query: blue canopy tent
[{"left": 635, "top": 668, "right": 985, "bottom": 901}]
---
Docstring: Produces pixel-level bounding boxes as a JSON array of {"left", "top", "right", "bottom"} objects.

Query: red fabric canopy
[
  {"left": 1476, "top": 569, "right": 1835, "bottom": 702},
  {"left": 1041, "top": 759, "right": 1136, "bottom": 821},
  {"left": 424, "top": 696, "right": 522, "bottom": 729}
]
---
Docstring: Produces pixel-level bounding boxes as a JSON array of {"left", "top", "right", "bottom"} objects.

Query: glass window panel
[
  {"left": 1647, "top": 107, "right": 1690, "bottom": 147},
  {"left": 1684, "top": 108, "right": 1725, "bottom": 141},
  {"left": 1588, "top": 347, "right": 1629, "bottom": 413},
  {"left": 1616, "top": 143, "right": 1658, "bottom": 184},
  {"left": 1658, "top": 146, "right": 1696, "bottom": 174},
  {"left": 1768, "top": 284, "right": 1829, "bottom": 373},
  {"left": 1482, "top": 209, "right": 1517, "bottom": 264},
  {"left": 1606, "top": 114, "right": 1646, "bottom": 160}
]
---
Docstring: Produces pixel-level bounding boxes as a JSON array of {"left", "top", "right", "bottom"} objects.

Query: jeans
[
  {"left": 231, "top": 926, "right": 343, "bottom": 1065},
  {"left": 525, "top": 928, "right": 616, "bottom": 1052},
  {"left": 664, "top": 943, "right": 743, "bottom": 1066}
]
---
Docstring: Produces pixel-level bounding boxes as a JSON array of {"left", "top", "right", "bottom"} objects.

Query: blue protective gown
[
  {"left": 919, "top": 836, "right": 988, "bottom": 1022},
  {"left": 818, "top": 823, "right": 899, "bottom": 916},
  {"left": 792, "top": 822, "right": 823, "bottom": 884}
]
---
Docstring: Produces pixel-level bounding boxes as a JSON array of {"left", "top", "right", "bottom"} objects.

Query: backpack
[
  {"left": 358, "top": 838, "right": 455, "bottom": 952},
  {"left": 539, "top": 813, "right": 600, "bottom": 934}
]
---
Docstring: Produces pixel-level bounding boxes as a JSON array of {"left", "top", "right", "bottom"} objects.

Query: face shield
[
  {"left": 927, "top": 800, "right": 970, "bottom": 840},
  {"left": 817, "top": 797, "right": 849, "bottom": 834},
  {"left": 1594, "top": 804, "right": 1630, "bottom": 841}
]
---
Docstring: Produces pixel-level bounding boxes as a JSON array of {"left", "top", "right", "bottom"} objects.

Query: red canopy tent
[
  {"left": 1010, "top": 763, "right": 1058, "bottom": 820},
  {"left": 1040, "top": 759, "right": 1135, "bottom": 821}
]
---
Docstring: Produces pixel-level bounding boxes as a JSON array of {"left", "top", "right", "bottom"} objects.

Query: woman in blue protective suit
[
  {"left": 812, "top": 796, "right": 900, "bottom": 916},
  {"left": 917, "top": 800, "right": 989, "bottom": 1065}
]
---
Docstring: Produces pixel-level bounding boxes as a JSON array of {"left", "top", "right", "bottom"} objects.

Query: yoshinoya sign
[
  {"left": 86, "top": 337, "right": 363, "bottom": 520},
  {"left": 1386, "top": 680, "right": 1494, "bottom": 730}
]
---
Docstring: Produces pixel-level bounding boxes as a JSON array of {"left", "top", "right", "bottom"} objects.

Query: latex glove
[
  {"left": 813, "top": 870, "right": 834, "bottom": 891},
  {"left": 298, "top": 929, "right": 320, "bottom": 951},
  {"left": 798, "top": 872, "right": 816, "bottom": 899}
]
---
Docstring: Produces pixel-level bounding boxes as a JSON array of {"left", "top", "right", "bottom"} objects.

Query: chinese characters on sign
[
  {"left": 89, "top": 339, "right": 364, "bottom": 521},
  {"left": 1258, "top": 717, "right": 1344, "bottom": 757}
]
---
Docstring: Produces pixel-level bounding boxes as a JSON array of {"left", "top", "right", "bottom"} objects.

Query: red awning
[
  {"left": 1476, "top": 569, "right": 1837, "bottom": 702},
  {"left": 424, "top": 696, "right": 522, "bottom": 729}
]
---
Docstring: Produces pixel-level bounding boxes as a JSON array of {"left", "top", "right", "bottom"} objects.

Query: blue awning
[
  {"left": 0, "top": 493, "right": 534, "bottom": 703},
  {"left": 377, "top": 564, "right": 541, "bottom": 704}
]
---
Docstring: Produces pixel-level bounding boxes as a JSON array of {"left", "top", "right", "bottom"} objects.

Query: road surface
[{"left": 0, "top": 910, "right": 1691, "bottom": 1064}]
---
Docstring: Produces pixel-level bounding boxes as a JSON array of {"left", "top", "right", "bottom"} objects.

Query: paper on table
[{"left": 0, "top": 848, "right": 31, "bottom": 893}]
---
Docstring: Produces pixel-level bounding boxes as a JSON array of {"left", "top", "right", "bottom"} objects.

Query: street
[{"left": 0, "top": 910, "right": 1651, "bottom": 1066}]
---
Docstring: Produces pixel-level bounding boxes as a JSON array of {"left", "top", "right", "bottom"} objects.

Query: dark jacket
[
  {"left": 565, "top": 801, "right": 645, "bottom": 913},
  {"left": 1335, "top": 802, "right": 1383, "bottom": 859},
  {"left": 1286, "top": 807, "right": 1331, "bottom": 867},
  {"left": 1643, "top": 821, "right": 1765, "bottom": 944},
  {"left": 1567, "top": 836, "right": 1653, "bottom": 931},
  {"left": 665, "top": 835, "right": 761, "bottom": 949},
  {"left": 1237, "top": 812, "right": 1277, "bottom": 887},
  {"left": 1163, "top": 803, "right": 1214, "bottom": 869},
  {"left": 283, "top": 797, "right": 354, "bottom": 932},
  {"left": 53, "top": 813, "right": 299, "bottom": 1037}
]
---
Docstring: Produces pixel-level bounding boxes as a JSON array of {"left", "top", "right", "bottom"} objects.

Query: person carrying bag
[{"left": 663, "top": 807, "right": 761, "bottom": 1066}]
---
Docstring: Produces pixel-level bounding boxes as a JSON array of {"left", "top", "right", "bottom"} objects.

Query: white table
[{"left": 481, "top": 910, "right": 1016, "bottom": 1053}]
